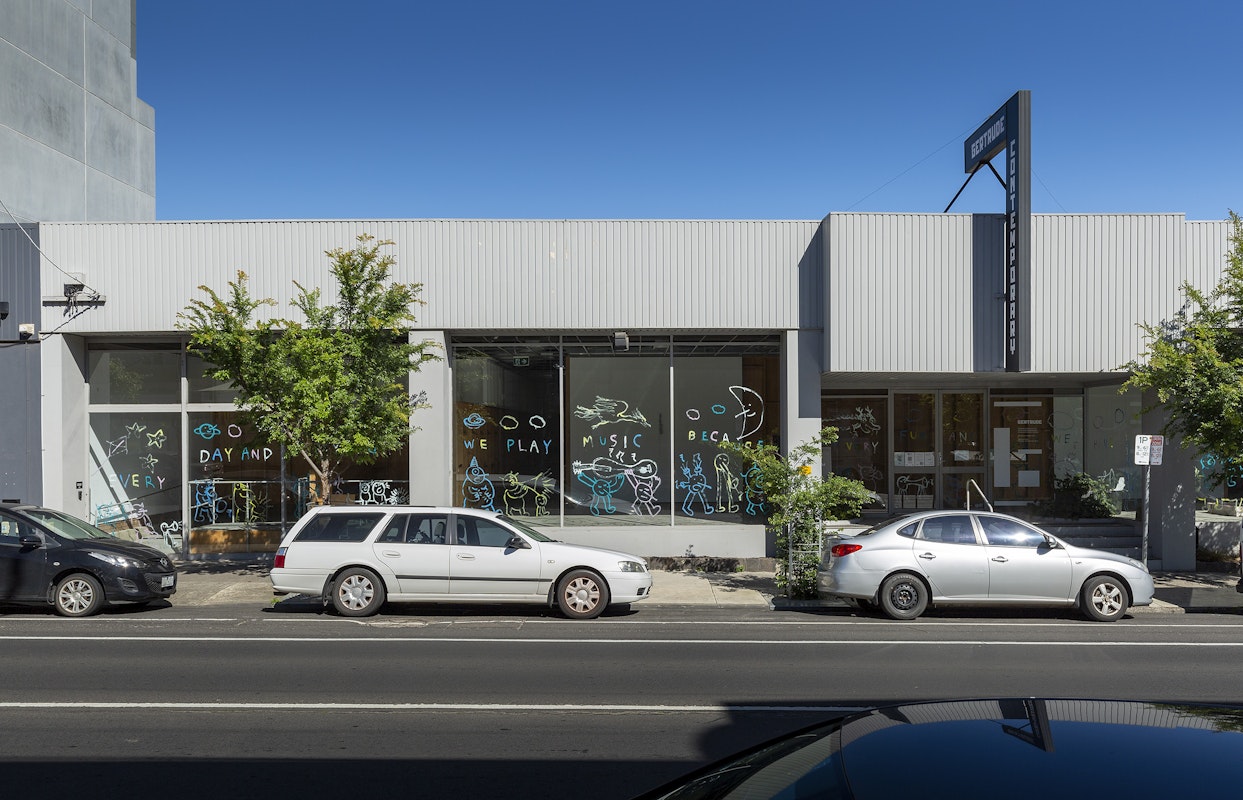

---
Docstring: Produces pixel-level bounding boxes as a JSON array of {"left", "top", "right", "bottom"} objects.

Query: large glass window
[
  {"left": 453, "top": 340, "right": 561, "bottom": 523},
  {"left": 566, "top": 352, "right": 671, "bottom": 523},
  {"left": 88, "top": 346, "right": 181, "bottom": 404},
  {"left": 449, "top": 335, "right": 782, "bottom": 527},
  {"left": 823, "top": 397, "right": 888, "bottom": 511},
  {"left": 673, "top": 356, "right": 780, "bottom": 523},
  {"left": 88, "top": 412, "right": 182, "bottom": 547}
]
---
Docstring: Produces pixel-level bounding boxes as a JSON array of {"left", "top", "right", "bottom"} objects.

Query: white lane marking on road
[
  {"left": 1, "top": 635, "right": 1241, "bottom": 645},
  {"left": 0, "top": 701, "right": 857, "bottom": 713}
]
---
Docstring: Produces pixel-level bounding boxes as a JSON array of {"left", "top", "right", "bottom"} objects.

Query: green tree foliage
[
  {"left": 719, "top": 427, "right": 872, "bottom": 597},
  {"left": 177, "top": 235, "right": 440, "bottom": 496},
  {"left": 1123, "top": 211, "right": 1243, "bottom": 484}
]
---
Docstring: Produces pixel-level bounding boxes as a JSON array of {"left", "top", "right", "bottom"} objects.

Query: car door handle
[
  {"left": 918, "top": 552, "right": 936, "bottom": 560},
  {"left": 382, "top": 551, "right": 400, "bottom": 558},
  {"left": 991, "top": 556, "right": 1009, "bottom": 563},
  {"left": 457, "top": 553, "right": 476, "bottom": 560}
]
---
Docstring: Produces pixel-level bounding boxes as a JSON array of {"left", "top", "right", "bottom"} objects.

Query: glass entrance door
[{"left": 892, "top": 392, "right": 984, "bottom": 512}]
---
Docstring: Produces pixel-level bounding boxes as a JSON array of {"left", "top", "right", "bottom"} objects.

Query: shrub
[{"left": 1036, "top": 472, "right": 1120, "bottom": 519}]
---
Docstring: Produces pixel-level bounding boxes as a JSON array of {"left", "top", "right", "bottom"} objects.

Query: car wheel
[
  {"left": 556, "top": 569, "right": 610, "bottom": 620},
  {"left": 878, "top": 573, "right": 928, "bottom": 620},
  {"left": 55, "top": 573, "right": 105, "bottom": 617},
  {"left": 1081, "top": 575, "right": 1129, "bottom": 622},
  {"left": 332, "top": 567, "right": 386, "bottom": 617}
]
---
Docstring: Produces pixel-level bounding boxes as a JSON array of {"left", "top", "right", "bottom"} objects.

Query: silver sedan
[{"left": 817, "top": 510, "right": 1154, "bottom": 621}]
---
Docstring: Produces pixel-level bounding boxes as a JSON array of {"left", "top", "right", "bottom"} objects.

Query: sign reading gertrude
[{"left": 964, "top": 91, "right": 1031, "bottom": 373}]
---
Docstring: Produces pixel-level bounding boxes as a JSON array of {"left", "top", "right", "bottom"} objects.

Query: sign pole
[
  {"left": 1134, "top": 434, "right": 1163, "bottom": 567},
  {"left": 1142, "top": 464, "right": 1151, "bottom": 565}
]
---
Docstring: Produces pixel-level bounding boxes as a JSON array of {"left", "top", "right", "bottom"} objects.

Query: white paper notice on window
[{"left": 1018, "top": 470, "right": 1041, "bottom": 488}]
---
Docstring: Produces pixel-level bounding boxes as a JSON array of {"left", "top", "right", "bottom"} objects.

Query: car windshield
[
  {"left": 500, "top": 515, "right": 557, "bottom": 542},
  {"left": 24, "top": 508, "right": 118, "bottom": 541}
]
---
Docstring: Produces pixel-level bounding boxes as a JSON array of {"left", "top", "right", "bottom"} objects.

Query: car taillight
[
  {"left": 831, "top": 543, "right": 862, "bottom": 558},
  {"left": 273, "top": 547, "right": 287, "bottom": 569}
]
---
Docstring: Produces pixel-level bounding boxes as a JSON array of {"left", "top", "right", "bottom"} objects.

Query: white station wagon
[{"left": 270, "top": 506, "right": 652, "bottom": 619}]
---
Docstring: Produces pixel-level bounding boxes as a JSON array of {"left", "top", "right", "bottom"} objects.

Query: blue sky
[{"left": 137, "top": 0, "right": 1242, "bottom": 222}]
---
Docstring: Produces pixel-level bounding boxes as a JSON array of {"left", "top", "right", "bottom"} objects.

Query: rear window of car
[{"left": 293, "top": 512, "right": 384, "bottom": 543}]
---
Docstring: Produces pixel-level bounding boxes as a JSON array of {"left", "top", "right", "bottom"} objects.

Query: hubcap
[
  {"left": 1092, "top": 583, "right": 1123, "bottom": 615},
  {"left": 564, "top": 577, "right": 600, "bottom": 613},
  {"left": 340, "top": 575, "right": 373, "bottom": 610},
  {"left": 59, "top": 579, "right": 94, "bottom": 614}
]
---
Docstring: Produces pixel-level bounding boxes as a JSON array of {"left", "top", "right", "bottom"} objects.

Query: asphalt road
[{"left": 3, "top": 602, "right": 1243, "bottom": 799}]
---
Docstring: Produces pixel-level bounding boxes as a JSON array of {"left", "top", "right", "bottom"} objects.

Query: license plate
[{"left": 161, "top": 575, "right": 175, "bottom": 589}]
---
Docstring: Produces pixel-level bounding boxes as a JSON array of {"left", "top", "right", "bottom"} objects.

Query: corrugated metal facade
[
  {"left": 36, "top": 219, "right": 824, "bottom": 335},
  {"left": 827, "top": 213, "right": 1234, "bottom": 377},
  {"left": 0, "top": 224, "right": 42, "bottom": 340},
  {"left": 826, "top": 213, "right": 1006, "bottom": 374}
]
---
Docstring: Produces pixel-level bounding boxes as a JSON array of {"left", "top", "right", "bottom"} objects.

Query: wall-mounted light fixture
[
  {"left": 0, "top": 301, "right": 8, "bottom": 320},
  {"left": 18, "top": 323, "right": 36, "bottom": 340},
  {"left": 612, "top": 331, "right": 629, "bottom": 352}
]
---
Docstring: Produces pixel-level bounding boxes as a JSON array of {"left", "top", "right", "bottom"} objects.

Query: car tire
[
  {"left": 55, "top": 573, "right": 105, "bottom": 617},
  {"left": 331, "top": 567, "right": 386, "bottom": 617},
  {"left": 878, "top": 572, "right": 928, "bottom": 620},
  {"left": 556, "top": 569, "right": 610, "bottom": 620},
  {"left": 1081, "top": 575, "right": 1129, "bottom": 622}
]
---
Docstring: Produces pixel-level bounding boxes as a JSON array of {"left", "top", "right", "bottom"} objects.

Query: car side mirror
[
  {"left": 19, "top": 533, "right": 42, "bottom": 549},
  {"left": 1041, "top": 536, "right": 1059, "bottom": 549},
  {"left": 506, "top": 535, "right": 532, "bottom": 550}
]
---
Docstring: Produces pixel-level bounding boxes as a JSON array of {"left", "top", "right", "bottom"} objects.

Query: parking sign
[{"left": 1135, "top": 435, "right": 1164, "bottom": 466}]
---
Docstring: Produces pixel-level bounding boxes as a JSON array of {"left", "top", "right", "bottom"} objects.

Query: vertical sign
[
  {"left": 965, "top": 90, "right": 1031, "bottom": 372},
  {"left": 1134, "top": 434, "right": 1164, "bottom": 466}
]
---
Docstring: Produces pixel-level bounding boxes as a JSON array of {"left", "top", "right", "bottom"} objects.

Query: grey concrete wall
[{"left": 0, "top": 0, "right": 154, "bottom": 223}]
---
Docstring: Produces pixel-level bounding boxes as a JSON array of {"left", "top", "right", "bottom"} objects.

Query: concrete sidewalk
[{"left": 170, "top": 562, "right": 1243, "bottom": 613}]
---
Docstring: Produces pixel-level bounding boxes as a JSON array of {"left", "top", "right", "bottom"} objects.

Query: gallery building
[{"left": 0, "top": 2, "right": 1232, "bottom": 570}]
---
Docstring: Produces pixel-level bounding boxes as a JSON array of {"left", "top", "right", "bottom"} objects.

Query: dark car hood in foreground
[{"left": 638, "top": 698, "right": 1243, "bottom": 799}]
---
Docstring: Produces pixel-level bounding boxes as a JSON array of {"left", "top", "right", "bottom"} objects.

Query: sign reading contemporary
[{"left": 964, "top": 91, "right": 1031, "bottom": 372}]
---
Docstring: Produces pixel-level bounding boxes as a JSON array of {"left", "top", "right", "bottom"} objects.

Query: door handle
[
  {"left": 918, "top": 552, "right": 936, "bottom": 560},
  {"left": 991, "top": 556, "right": 1008, "bottom": 563},
  {"left": 457, "top": 553, "right": 476, "bottom": 560},
  {"left": 383, "top": 551, "right": 400, "bottom": 558}
]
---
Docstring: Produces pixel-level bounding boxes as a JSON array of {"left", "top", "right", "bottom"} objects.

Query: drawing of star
[
  {"left": 147, "top": 429, "right": 167, "bottom": 449},
  {"left": 126, "top": 422, "right": 147, "bottom": 437},
  {"left": 140, "top": 454, "right": 158, "bottom": 472}
]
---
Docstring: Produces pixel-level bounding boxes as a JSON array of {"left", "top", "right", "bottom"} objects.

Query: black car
[
  {"left": 636, "top": 698, "right": 1243, "bottom": 799},
  {"left": 0, "top": 503, "right": 177, "bottom": 616}
]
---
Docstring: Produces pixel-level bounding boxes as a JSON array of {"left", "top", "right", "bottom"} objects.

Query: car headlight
[
  {"left": 618, "top": 560, "right": 647, "bottom": 573},
  {"left": 1127, "top": 558, "right": 1148, "bottom": 572},
  {"left": 88, "top": 551, "right": 143, "bottom": 570}
]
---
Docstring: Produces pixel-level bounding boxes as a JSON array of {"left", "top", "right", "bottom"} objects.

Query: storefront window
[
  {"left": 88, "top": 346, "right": 180, "bottom": 404},
  {"left": 823, "top": 397, "right": 888, "bottom": 510},
  {"left": 1084, "top": 386, "right": 1141, "bottom": 509},
  {"left": 990, "top": 396, "right": 1054, "bottom": 504},
  {"left": 453, "top": 341, "right": 561, "bottom": 524},
  {"left": 188, "top": 354, "right": 239, "bottom": 404},
  {"left": 89, "top": 412, "right": 181, "bottom": 548},
  {"left": 566, "top": 354, "right": 670, "bottom": 523},
  {"left": 673, "top": 356, "right": 780, "bottom": 523}
]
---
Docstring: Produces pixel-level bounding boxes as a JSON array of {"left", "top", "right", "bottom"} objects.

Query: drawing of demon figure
[
  {"left": 743, "top": 463, "right": 766, "bottom": 516},
  {"left": 678, "top": 453, "right": 714, "bottom": 517},
  {"left": 461, "top": 457, "right": 498, "bottom": 512}
]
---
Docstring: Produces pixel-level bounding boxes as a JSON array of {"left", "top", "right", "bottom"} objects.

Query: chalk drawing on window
[
  {"left": 743, "top": 464, "right": 766, "bottom": 515},
  {"left": 729, "top": 386, "right": 765, "bottom": 439},
  {"left": 624, "top": 459, "right": 662, "bottom": 516},
  {"left": 573, "top": 396, "right": 651, "bottom": 429},
  {"left": 461, "top": 456, "right": 498, "bottom": 512},
  {"left": 572, "top": 457, "right": 628, "bottom": 516},
  {"left": 678, "top": 453, "right": 713, "bottom": 517},
  {"left": 503, "top": 471, "right": 557, "bottom": 517},
  {"left": 463, "top": 412, "right": 487, "bottom": 429},
  {"left": 713, "top": 453, "right": 740, "bottom": 513}
]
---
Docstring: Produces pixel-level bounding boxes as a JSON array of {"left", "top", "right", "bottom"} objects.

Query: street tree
[
  {"left": 178, "top": 234, "right": 440, "bottom": 499},
  {"left": 1123, "top": 211, "right": 1243, "bottom": 484},
  {"left": 719, "top": 427, "right": 872, "bottom": 597}
]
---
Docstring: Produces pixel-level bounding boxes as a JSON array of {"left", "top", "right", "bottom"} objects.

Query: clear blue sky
[{"left": 137, "top": 0, "right": 1242, "bottom": 222}]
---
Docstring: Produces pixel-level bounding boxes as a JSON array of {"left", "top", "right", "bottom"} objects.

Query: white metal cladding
[
  {"left": 1028, "top": 214, "right": 1221, "bottom": 373},
  {"left": 35, "top": 219, "right": 822, "bottom": 334},
  {"left": 826, "top": 213, "right": 1003, "bottom": 373}
]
